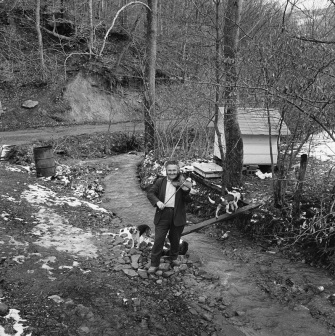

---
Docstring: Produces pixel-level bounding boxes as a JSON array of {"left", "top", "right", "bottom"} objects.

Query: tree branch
[
  {"left": 98, "top": 1, "right": 150, "bottom": 57},
  {"left": 292, "top": 35, "right": 335, "bottom": 44}
]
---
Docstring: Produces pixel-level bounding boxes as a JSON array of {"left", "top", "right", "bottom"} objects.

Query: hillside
[{"left": 0, "top": 5, "right": 153, "bottom": 131}]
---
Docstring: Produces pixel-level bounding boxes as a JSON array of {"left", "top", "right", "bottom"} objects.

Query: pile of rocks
[{"left": 101, "top": 234, "right": 194, "bottom": 284}]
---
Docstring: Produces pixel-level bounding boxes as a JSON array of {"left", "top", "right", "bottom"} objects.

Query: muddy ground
[{"left": 1, "top": 152, "right": 335, "bottom": 336}]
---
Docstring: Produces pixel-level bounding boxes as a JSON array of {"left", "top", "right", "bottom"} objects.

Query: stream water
[{"left": 187, "top": 231, "right": 335, "bottom": 336}]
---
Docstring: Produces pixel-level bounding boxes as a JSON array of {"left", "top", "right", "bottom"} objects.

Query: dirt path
[{"left": 0, "top": 121, "right": 143, "bottom": 146}]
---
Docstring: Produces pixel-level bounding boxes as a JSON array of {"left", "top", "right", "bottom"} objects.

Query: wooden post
[{"left": 292, "top": 154, "right": 308, "bottom": 218}]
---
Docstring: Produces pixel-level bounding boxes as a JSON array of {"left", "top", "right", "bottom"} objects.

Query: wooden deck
[{"left": 182, "top": 203, "right": 260, "bottom": 236}]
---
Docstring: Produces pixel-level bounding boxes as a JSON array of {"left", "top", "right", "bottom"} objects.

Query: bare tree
[
  {"left": 88, "top": 0, "right": 94, "bottom": 55},
  {"left": 144, "top": 0, "right": 157, "bottom": 154},
  {"left": 35, "top": 0, "right": 46, "bottom": 79},
  {"left": 223, "top": 0, "right": 243, "bottom": 188}
]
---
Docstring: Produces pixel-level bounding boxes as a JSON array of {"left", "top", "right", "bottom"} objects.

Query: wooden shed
[{"left": 213, "top": 107, "right": 290, "bottom": 165}]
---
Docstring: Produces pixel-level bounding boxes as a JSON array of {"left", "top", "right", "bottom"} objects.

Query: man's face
[{"left": 166, "top": 164, "right": 179, "bottom": 181}]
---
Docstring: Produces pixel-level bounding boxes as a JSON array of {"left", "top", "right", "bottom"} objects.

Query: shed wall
[{"left": 214, "top": 133, "right": 278, "bottom": 165}]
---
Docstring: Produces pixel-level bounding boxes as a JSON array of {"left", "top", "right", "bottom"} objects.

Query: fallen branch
[{"left": 25, "top": 14, "right": 75, "bottom": 41}]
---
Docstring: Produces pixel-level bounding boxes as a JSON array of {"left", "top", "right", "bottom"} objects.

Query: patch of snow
[
  {"left": 41, "top": 264, "right": 54, "bottom": 274},
  {"left": 32, "top": 207, "right": 97, "bottom": 258},
  {"left": 21, "top": 183, "right": 108, "bottom": 212},
  {"left": 7, "top": 236, "right": 28, "bottom": 247},
  {"left": 1, "top": 195, "right": 20, "bottom": 203},
  {"left": 59, "top": 261, "right": 91, "bottom": 274},
  {"left": 1, "top": 212, "right": 10, "bottom": 221},
  {"left": 12, "top": 255, "right": 25, "bottom": 264},
  {"left": 4, "top": 166, "right": 23, "bottom": 173},
  {"left": 299, "top": 131, "right": 335, "bottom": 162},
  {"left": 0, "top": 309, "right": 31, "bottom": 336},
  {"left": 39, "top": 256, "right": 56, "bottom": 264}
]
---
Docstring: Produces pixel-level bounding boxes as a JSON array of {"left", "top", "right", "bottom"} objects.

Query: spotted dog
[
  {"left": 119, "top": 224, "right": 152, "bottom": 248},
  {"left": 208, "top": 189, "right": 242, "bottom": 218}
]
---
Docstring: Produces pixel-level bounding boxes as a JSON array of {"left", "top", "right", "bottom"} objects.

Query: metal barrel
[{"left": 33, "top": 145, "right": 56, "bottom": 177}]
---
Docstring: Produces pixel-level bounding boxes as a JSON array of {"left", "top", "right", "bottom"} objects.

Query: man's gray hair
[{"left": 164, "top": 160, "right": 180, "bottom": 168}]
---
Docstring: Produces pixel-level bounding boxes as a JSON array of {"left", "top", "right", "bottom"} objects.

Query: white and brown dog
[
  {"left": 208, "top": 189, "right": 242, "bottom": 218},
  {"left": 119, "top": 224, "right": 152, "bottom": 248}
]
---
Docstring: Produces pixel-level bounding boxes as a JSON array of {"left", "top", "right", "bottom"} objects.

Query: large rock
[{"left": 22, "top": 100, "right": 39, "bottom": 108}]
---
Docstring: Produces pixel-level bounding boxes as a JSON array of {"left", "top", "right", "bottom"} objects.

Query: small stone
[
  {"left": 123, "top": 256, "right": 131, "bottom": 264},
  {"left": 131, "top": 262, "right": 139, "bottom": 269},
  {"left": 122, "top": 269, "right": 138, "bottom": 277},
  {"left": 0, "top": 302, "right": 9, "bottom": 316},
  {"left": 156, "top": 279, "right": 163, "bottom": 285},
  {"left": 189, "top": 308, "right": 198, "bottom": 315},
  {"left": 113, "top": 237, "right": 124, "bottom": 245},
  {"left": 162, "top": 271, "right": 174, "bottom": 278},
  {"left": 86, "top": 311, "right": 95, "bottom": 321},
  {"left": 22, "top": 100, "right": 39, "bottom": 109},
  {"left": 198, "top": 296, "right": 207, "bottom": 304},
  {"left": 138, "top": 269, "right": 148, "bottom": 279},
  {"left": 132, "top": 298, "right": 141, "bottom": 306},
  {"left": 129, "top": 248, "right": 139, "bottom": 255},
  {"left": 156, "top": 270, "right": 163, "bottom": 276},
  {"left": 75, "top": 304, "right": 91, "bottom": 318},
  {"left": 116, "top": 257, "right": 125, "bottom": 264},
  {"left": 159, "top": 263, "right": 170, "bottom": 271},
  {"left": 236, "top": 311, "right": 246, "bottom": 316},
  {"left": 200, "top": 272, "right": 213, "bottom": 280},
  {"left": 201, "top": 312, "right": 213, "bottom": 321},
  {"left": 131, "top": 255, "right": 141, "bottom": 264},
  {"left": 77, "top": 325, "right": 90, "bottom": 334},
  {"left": 64, "top": 299, "right": 74, "bottom": 306},
  {"left": 224, "top": 307, "right": 237, "bottom": 318},
  {"left": 179, "top": 264, "right": 188, "bottom": 271},
  {"left": 113, "top": 264, "right": 132, "bottom": 271}
]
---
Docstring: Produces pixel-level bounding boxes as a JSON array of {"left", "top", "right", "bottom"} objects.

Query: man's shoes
[{"left": 147, "top": 266, "right": 158, "bottom": 274}]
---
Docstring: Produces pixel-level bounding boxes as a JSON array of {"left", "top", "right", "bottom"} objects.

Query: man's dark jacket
[{"left": 147, "top": 176, "right": 192, "bottom": 227}]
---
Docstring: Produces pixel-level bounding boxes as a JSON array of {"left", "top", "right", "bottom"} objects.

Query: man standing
[{"left": 147, "top": 160, "right": 192, "bottom": 274}]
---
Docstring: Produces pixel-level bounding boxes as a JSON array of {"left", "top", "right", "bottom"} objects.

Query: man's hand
[{"left": 156, "top": 201, "right": 165, "bottom": 210}]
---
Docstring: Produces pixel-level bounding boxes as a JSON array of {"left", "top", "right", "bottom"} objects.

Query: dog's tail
[{"left": 208, "top": 196, "right": 216, "bottom": 204}]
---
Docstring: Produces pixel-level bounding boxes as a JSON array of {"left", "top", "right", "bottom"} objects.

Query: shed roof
[{"left": 218, "top": 107, "right": 290, "bottom": 136}]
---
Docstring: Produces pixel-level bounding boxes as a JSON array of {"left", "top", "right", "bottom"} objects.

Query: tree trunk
[
  {"left": 223, "top": 0, "right": 243, "bottom": 188},
  {"left": 144, "top": 0, "right": 157, "bottom": 154},
  {"left": 88, "top": 0, "right": 94, "bottom": 55},
  {"left": 35, "top": 0, "right": 46, "bottom": 79},
  {"left": 292, "top": 154, "right": 308, "bottom": 218},
  {"left": 213, "top": 0, "right": 227, "bottom": 193}
]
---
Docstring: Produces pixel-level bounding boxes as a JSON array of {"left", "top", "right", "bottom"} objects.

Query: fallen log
[{"left": 182, "top": 203, "right": 260, "bottom": 236}]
